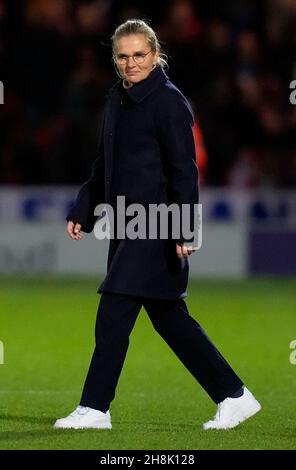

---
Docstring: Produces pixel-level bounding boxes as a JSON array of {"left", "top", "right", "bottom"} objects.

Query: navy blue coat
[{"left": 67, "top": 65, "right": 199, "bottom": 299}]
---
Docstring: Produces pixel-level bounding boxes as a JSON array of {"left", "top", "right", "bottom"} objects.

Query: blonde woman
[{"left": 54, "top": 20, "right": 261, "bottom": 431}]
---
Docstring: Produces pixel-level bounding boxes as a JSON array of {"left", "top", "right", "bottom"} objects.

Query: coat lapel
[{"left": 104, "top": 84, "right": 121, "bottom": 201}]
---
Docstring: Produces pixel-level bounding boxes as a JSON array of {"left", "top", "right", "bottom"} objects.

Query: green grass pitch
[{"left": 0, "top": 276, "right": 295, "bottom": 450}]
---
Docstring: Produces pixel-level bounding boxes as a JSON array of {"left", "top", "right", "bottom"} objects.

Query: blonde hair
[{"left": 111, "top": 19, "right": 168, "bottom": 70}]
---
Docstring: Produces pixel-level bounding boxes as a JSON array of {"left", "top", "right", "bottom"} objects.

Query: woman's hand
[
  {"left": 67, "top": 221, "right": 83, "bottom": 240},
  {"left": 176, "top": 243, "right": 196, "bottom": 259}
]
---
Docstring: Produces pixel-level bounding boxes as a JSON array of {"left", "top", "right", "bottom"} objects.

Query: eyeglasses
[{"left": 114, "top": 50, "right": 153, "bottom": 65}]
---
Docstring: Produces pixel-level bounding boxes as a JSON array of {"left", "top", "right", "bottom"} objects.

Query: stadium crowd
[{"left": 0, "top": 0, "right": 295, "bottom": 187}]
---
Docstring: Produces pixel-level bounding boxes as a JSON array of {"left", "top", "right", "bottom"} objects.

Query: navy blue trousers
[{"left": 80, "top": 293, "right": 243, "bottom": 411}]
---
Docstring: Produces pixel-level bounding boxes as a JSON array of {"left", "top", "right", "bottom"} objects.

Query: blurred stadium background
[
  {"left": 1, "top": 0, "right": 296, "bottom": 277},
  {"left": 0, "top": 0, "right": 296, "bottom": 450}
]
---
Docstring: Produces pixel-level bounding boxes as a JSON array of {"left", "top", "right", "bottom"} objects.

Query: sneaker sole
[{"left": 54, "top": 422, "right": 112, "bottom": 430}]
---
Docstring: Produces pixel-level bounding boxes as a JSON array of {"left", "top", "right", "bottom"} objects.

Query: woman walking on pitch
[{"left": 54, "top": 19, "right": 261, "bottom": 431}]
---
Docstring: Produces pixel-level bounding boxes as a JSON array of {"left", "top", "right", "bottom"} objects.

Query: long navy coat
[{"left": 67, "top": 65, "right": 199, "bottom": 299}]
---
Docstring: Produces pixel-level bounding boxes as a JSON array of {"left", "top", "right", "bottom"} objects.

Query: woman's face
[{"left": 114, "top": 34, "right": 159, "bottom": 84}]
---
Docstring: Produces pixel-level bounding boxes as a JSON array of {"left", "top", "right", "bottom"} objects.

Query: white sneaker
[
  {"left": 54, "top": 406, "right": 112, "bottom": 430},
  {"left": 203, "top": 387, "right": 261, "bottom": 430}
]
